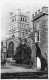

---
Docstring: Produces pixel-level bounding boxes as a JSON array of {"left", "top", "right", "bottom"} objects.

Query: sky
[{"left": 1, "top": 0, "right": 49, "bottom": 39}]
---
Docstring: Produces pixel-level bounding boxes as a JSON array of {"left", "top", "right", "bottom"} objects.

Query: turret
[{"left": 32, "top": 6, "right": 48, "bottom": 21}]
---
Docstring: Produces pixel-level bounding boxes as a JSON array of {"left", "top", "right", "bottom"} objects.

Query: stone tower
[
  {"left": 9, "top": 9, "right": 30, "bottom": 39},
  {"left": 5, "top": 9, "right": 30, "bottom": 57},
  {"left": 9, "top": 9, "right": 21, "bottom": 38},
  {"left": 32, "top": 6, "right": 48, "bottom": 67}
]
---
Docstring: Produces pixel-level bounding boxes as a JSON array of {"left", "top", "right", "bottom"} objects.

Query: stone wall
[{"left": 32, "top": 6, "right": 48, "bottom": 67}]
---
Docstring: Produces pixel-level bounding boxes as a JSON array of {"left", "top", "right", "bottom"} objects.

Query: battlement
[{"left": 32, "top": 6, "right": 48, "bottom": 21}]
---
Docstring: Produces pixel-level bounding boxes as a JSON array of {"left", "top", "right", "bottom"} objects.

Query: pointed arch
[{"left": 7, "top": 42, "right": 14, "bottom": 57}]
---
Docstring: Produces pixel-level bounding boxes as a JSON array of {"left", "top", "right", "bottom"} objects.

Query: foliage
[
  {"left": 13, "top": 41, "right": 32, "bottom": 65},
  {"left": 41, "top": 55, "right": 48, "bottom": 71}
]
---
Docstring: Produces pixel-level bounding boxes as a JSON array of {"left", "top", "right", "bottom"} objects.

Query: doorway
[{"left": 37, "top": 57, "right": 41, "bottom": 69}]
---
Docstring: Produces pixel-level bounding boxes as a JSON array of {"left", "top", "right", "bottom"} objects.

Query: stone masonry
[{"left": 32, "top": 6, "right": 48, "bottom": 67}]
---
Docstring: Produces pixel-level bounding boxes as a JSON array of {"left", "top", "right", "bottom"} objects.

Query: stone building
[
  {"left": 1, "top": 40, "right": 7, "bottom": 61},
  {"left": 1, "top": 6, "right": 48, "bottom": 68},
  {"left": 6, "top": 9, "right": 31, "bottom": 57},
  {"left": 32, "top": 6, "right": 48, "bottom": 67},
  {"left": 9, "top": 9, "right": 30, "bottom": 38}
]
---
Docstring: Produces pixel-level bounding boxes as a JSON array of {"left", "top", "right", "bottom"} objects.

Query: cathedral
[
  {"left": 6, "top": 9, "right": 32, "bottom": 57},
  {"left": 1, "top": 6, "right": 48, "bottom": 68}
]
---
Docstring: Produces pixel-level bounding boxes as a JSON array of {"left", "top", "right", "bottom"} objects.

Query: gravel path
[{"left": 1, "top": 65, "right": 40, "bottom": 73}]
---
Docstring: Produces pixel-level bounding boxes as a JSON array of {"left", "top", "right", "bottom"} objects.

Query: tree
[
  {"left": 13, "top": 42, "right": 22, "bottom": 64},
  {"left": 41, "top": 55, "right": 48, "bottom": 71},
  {"left": 13, "top": 40, "right": 32, "bottom": 65}
]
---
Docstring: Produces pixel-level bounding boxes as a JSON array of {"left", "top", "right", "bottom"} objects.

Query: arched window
[
  {"left": 21, "top": 17, "right": 22, "bottom": 21},
  {"left": 1, "top": 42, "right": 3, "bottom": 51},
  {"left": 12, "top": 35, "right": 15, "bottom": 38},
  {"left": 23, "top": 18, "right": 24, "bottom": 21},
  {"left": 12, "top": 18, "right": 14, "bottom": 22},
  {"left": 8, "top": 42, "right": 14, "bottom": 57},
  {"left": 15, "top": 17, "right": 16, "bottom": 21},
  {"left": 25, "top": 18, "right": 27, "bottom": 22}
]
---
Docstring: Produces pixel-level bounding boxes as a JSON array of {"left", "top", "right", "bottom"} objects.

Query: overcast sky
[{"left": 1, "top": 0, "right": 49, "bottom": 39}]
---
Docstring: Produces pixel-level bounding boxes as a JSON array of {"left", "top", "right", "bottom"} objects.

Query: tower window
[
  {"left": 35, "top": 31, "right": 40, "bottom": 42},
  {"left": 23, "top": 18, "right": 24, "bottom": 21},
  {"left": 12, "top": 18, "right": 14, "bottom": 22},
  {"left": 15, "top": 18, "right": 16, "bottom": 21},
  {"left": 21, "top": 17, "right": 22, "bottom": 21}
]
